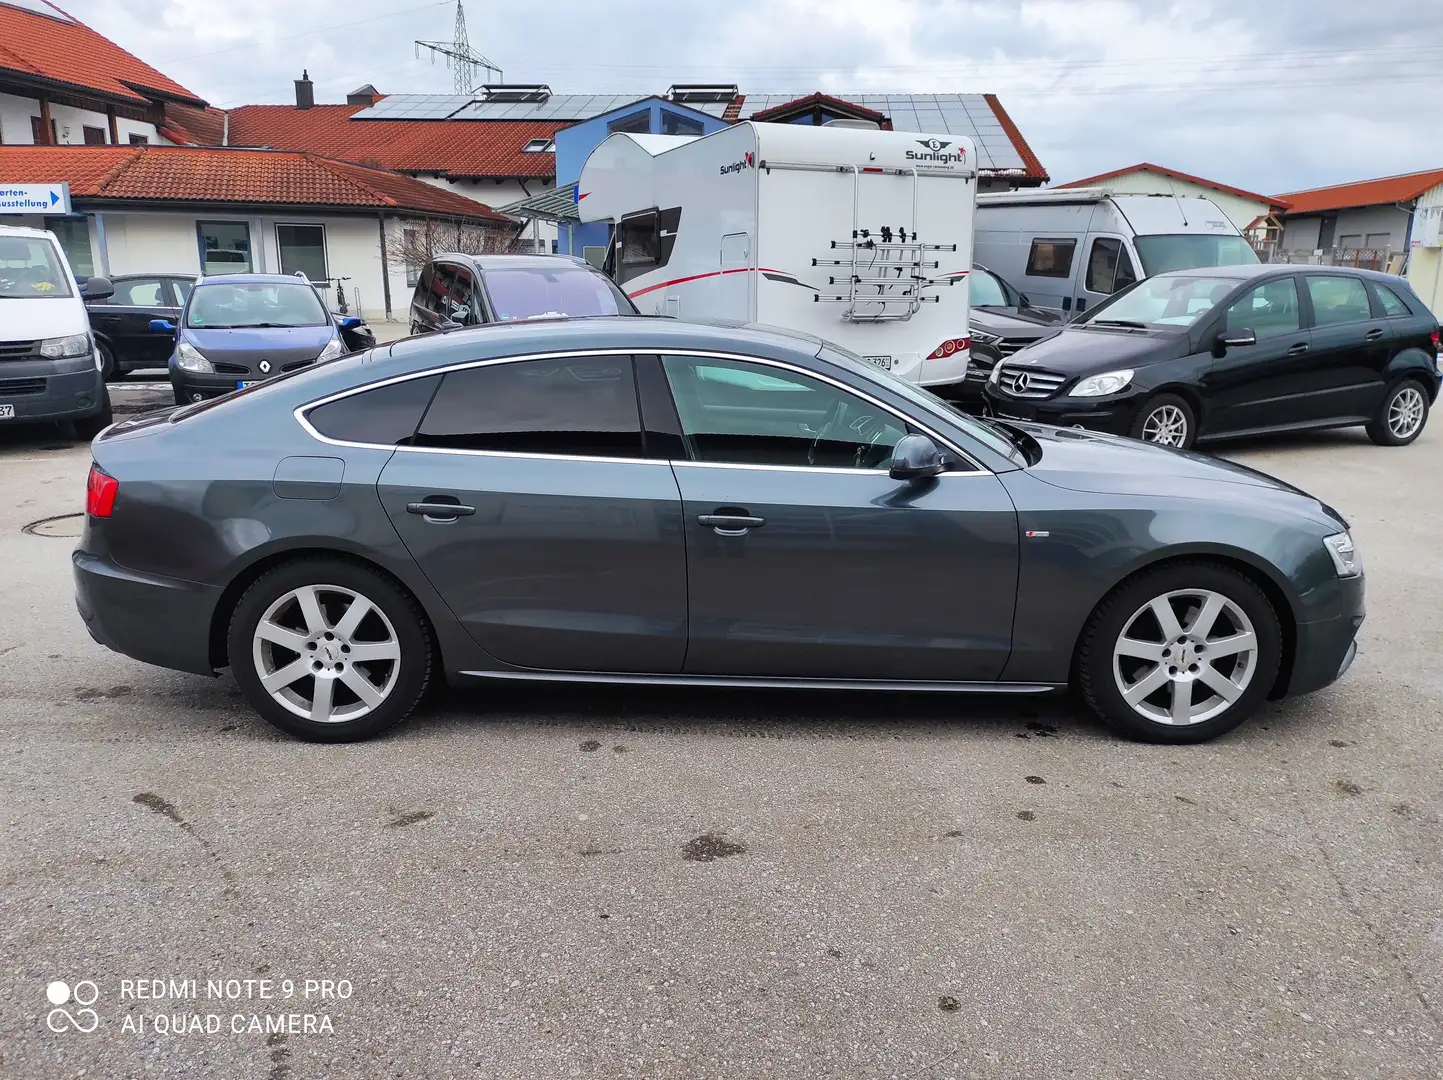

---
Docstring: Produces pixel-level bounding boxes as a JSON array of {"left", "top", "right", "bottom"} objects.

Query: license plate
[
  {"left": 237, "top": 380, "right": 260, "bottom": 389},
  {"left": 863, "top": 355, "right": 893, "bottom": 370},
  {"left": 0, "top": 404, "right": 12, "bottom": 418}
]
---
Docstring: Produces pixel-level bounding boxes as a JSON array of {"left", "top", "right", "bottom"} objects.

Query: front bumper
[
  {"left": 0, "top": 356, "right": 106, "bottom": 422},
  {"left": 74, "top": 549, "right": 221, "bottom": 677},
  {"left": 169, "top": 367, "right": 273, "bottom": 401},
  {"left": 1286, "top": 574, "right": 1366, "bottom": 697},
  {"left": 982, "top": 384, "right": 1142, "bottom": 436}
]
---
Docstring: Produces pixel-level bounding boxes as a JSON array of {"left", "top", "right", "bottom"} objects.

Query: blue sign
[{"left": 0, "top": 182, "right": 72, "bottom": 215}]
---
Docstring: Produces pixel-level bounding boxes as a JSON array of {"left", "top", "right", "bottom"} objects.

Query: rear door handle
[
  {"left": 1287, "top": 342, "right": 1309, "bottom": 356},
  {"left": 407, "top": 500, "right": 476, "bottom": 521},
  {"left": 1365, "top": 328, "right": 1385, "bottom": 341},
  {"left": 698, "top": 513, "right": 765, "bottom": 536}
]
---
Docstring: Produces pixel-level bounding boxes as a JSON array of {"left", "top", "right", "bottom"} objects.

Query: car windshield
[
  {"left": 1132, "top": 234, "right": 1260, "bottom": 275},
  {"left": 1079, "top": 274, "right": 1240, "bottom": 330},
  {"left": 186, "top": 281, "right": 329, "bottom": 329},
  {"left": 481, "top": 265, "right": 637, "bottom": 322},
  {"left": 0, "top": 235, "right": 73, "bottom": 299},
  {"left": 970, "top": 268, "right": 1012, "bottom": 308}
]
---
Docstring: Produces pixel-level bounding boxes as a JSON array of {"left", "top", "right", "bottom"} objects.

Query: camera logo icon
[{"left": 46, "top": 980, "right": 99, "bottom": 1033}]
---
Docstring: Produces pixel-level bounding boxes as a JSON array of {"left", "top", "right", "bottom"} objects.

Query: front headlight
[
  {"left": 316, "top": 337, "right": 346, "bottom": 363},
  {"left": 1069, "top": 369, "right": 1134, "bottom": 397},
  {"left": 970, "top": 327, "right": 1001, "bottom": 346},
  {"left": 988, "top": 363, "right": 1002, "bottom": 384},
  {"left": 176, "top": 340, "right": 213, "bottom": 373},
  {"left": 1323, "top": 532, "right": 1361, "bottom": 578},
  {"left": 39, "top": 333, "right": 92, "bottom": 359}
]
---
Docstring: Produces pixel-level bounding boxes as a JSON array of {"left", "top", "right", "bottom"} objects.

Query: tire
[
  {"left": 1130, "top": 393, "right": 1197, "bottom": 449},
  {"left": 227, "top": 559, "right": 433, "bottom": 743},
  {"left": 72, "top": 391, "right": 113, "bottom": 441},
  {"left": 1076, "top": 561, "right": 1282, "bottom": 743},
  {"left": 1366, "top": 378, "right": 1429, "bottom": 446},
  {"left": 97, "top": 341, "right": 116, "bottom": 381}
]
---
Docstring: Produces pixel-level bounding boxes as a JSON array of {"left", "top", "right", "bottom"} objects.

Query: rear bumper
[
  {"left": 73, "top": 549, "right": 221, "bottom": 677},
  {"left": 0, "top": 358, "right": 106, "bottom": 422}
]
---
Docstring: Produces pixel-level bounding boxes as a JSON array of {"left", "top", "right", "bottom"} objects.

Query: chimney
[
  {"left": 294, "top": 70, "right": 314, "bottom": 110},
  {"left": 346, "top": 84, "right": 380, "bottom": 108}
]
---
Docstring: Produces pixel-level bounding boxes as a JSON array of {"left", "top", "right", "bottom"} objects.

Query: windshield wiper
[{"left": 1089, "top": 319, "right": 1149, "bottom": 329}]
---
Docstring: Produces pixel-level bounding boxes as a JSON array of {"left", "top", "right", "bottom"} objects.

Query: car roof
[
  {"left": 1149, "top": 262, "right": 1402, "bottom": 285},
  {"left": 0, "top": 224, "right": 57, "bottom": 240},
  {"left": 196, "top": 273, "right": 318, "bottom": 286},
  {"left": 433, "top": 253, "right": 595, "bottom": 271}
]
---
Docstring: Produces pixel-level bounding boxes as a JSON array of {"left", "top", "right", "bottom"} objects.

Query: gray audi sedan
[{"left": 74, "top": 318, "right": 1364, "bottom": 744}]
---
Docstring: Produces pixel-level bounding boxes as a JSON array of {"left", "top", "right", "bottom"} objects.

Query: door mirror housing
[
  {"left": 81, "top": 275, "right": 114, "bottom": 301},
  {"left": 889, "top": 433, "right": 947, "bottom": 482},
  {"left": 149, "top": 318, "right": 177, "bottom": 334},
  {"left": 1217, "top": 328, "right": 1257, "bottom": 350},
  {"left": 337, "top": 315, "right": 362, "bottom": 331},
  {"left": 438, "top": 319, "right": 464, "bottom": 332}
]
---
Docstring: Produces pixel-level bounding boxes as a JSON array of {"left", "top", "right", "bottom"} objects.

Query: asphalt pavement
[{"left": 0, "top": 413, "right": 1438, "bottom": 1079}]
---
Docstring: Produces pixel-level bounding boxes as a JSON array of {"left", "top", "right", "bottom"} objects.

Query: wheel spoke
[
  {"left": 340, "top": 666, "right": 385, "bottom": 708},
  {"left": 261, "top": 657, "right": 311, "bottom": 694},
  {"left": 1123, "top": 664, "right": 1170, "bottom": 705},
  {"left": 347, "top": 640, "right": 400, "bottom": 663},
  {"left": 1169, "top": 677, "right": 1193, "bottom": 724},
  {"left": 1116, "top": 636, "right": 1166, "bottom": 662},
  {"left": 255, "top": 620, "right": 309, "bottom": 654},
  {"left": 332, "top": 595, "right": 373, "bottom": 641},
  {"left": 1149, "top": 597, "right": 1184, "bottom": 641},
  {"left": 294, "top": 586, "right": 328, "bottom": 635},
  {"left": 1204, "top": 631, "right": 1255, "bottom": 658},
  {"left": 310, "top": 674, "right": 335, "bottom": 723},
  {"left": 1189, "top": 593, "right": 1226, "bottom": 639},
  {"left": 1197, "top": 663, "right": 1244, "bottom": 702}
]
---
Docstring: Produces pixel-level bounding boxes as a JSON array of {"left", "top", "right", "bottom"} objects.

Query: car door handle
[
  {"left": 1287, "top": 342, "right": 1309, "bottom": 356},
  {"left": 698, "top": 513, "right": 765, "bottom": 536},
  {"left": 406, "top": 500, "right": 476, "bottom": 521},
  {"left": 1365, "top": 328, "right": 1385, "bottom": 341}
]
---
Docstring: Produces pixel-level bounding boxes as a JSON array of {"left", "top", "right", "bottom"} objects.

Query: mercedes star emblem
[
  {"left": 258, "top": 360, "right": 271, "bottom": 374},
  {"left": 1012, "top": 371, "right": 1030, "bottom": 393}
]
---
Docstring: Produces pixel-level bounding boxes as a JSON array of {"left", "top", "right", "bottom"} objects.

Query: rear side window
[
  {"left": 414, "top": 356, "right": 643, "bottom": 458},
  {"left": 1370, "top": 282, "right": 1413, "bottom": 317},
  {"left": 306, "top": 375, "right": 440, "bottom": 446},
  {"left": 1026, "top": 238, "right": 1076, "bottom": 279},
  {"left": 1305, "top": 275, "right": 1372, "bottom": 326}
]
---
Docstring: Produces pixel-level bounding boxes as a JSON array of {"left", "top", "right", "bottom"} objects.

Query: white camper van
[
  {"left": 973, "top": 188, "right": 1260, "bottom": 318},
  {"left": 578, "top": 122, "right": 978, "bottom": 390}
]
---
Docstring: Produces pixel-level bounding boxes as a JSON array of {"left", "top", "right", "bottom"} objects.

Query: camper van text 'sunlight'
[
  {"left": 720, "top": 152, "right": 755, "bottom": 176},
  {"left": 906, "top": 139, "right": 967, "bottom": 166}
]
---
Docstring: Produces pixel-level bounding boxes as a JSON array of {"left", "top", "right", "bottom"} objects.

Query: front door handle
[
  {"left": 407, "top": 500, "right": 476, "bottom": 521},
  {"left": 698, "top": 513, "right": 765, "bottom": 536},
  {"left": 1287, "top": 342, "right": 1309, "bottom": 356},
  {"left": 1365, "top": 327, "right": 1385, "bottom": 341}
]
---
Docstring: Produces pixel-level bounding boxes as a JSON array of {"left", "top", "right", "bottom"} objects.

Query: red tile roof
[
  {"left": 159, "top": 102, "right": 228, "bottom": 147},
  {"left": 1058, "top": 163, "right": 1289, "bottom": 210},
  {"left": 0, "top": 2, "right": 204, "bottom": 106},
  {"left": 749, "top": 93, "right": 888, "bottom": 124},
  {"left": 1275, "top": 168, "right": 1443, "bottom": 215},
  {"left": 224, "top": 104, "right": 560, "bottom": 179},
  {"left": 0, "top": 145, "right": 513, "bottom": 222},
  {"left": 982, "top": 95, "right": 1047, "bottom": 182}
]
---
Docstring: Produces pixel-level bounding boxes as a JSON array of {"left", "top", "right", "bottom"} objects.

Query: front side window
[
  {"left": 414, "top": 356, "right": 643, "bottom": 458},
  {"left": 1082, "top": 274, "right": 1240, "bottom": 330},
  {"left": 1305, "top": 275, "right": 1372, "bottom": 326},
  {"left": 276, "top": 224, "right": 327, "bottom": 282},
  {"left": 185, "top": 281, "right": 329, "bottom": 329},
  {"left": 0, "top": 234, "right": 72, "bottom": 298},
  {"left": 197, "top": 221, "right": 252, "bottom": 275},
  {"left": 1084, "top": 237, "right": 1138, "bottom": 295},
  {"left": 970, "top": 268, "right": 1009, "bottom": 307},
  {"left": 662, "top": 355, "right": 908, "bottom": 470},
  {"left": 1132, "top": 233, "right": 1259, "bottom": 275},
  {"left": 1025, "top": 238, "right": 1076, "bottom": 278},
  {"left": 449, "top": 264, "right": 478, "bottom": 323},
  {"left": 112, "top": 278, "right": 166, "bottom": 307},
  {"left": 307, "top": 375, "right": 441, "bottom": 446},
  {"left": 1224, "top": 278, "right": 1301, "bottom": 339},
  {"left": 480, "top": 265, "right": 635, "bottom": 321}
]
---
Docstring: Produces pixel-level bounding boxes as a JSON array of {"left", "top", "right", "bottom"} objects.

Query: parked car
[
  {"left": 85, "top": 273, "right": 195, "bottom": 378},
  {"left": 952, "top": 264, "right": 1062, "bottom": 405},
  {"left": 160, "top": 274, "right": 364, "bottom": 405},
  {"left": 0, "top": 224, "right": 113, "bottom": 437},
  {"left": 983, "top": 264, "right": 1442, "bottom": 449},
  {"left": 409, "top": 253, "right": 637, "bottom": 335},
  {"left": 77, "top": 318, "right": 1364, "bottom": 746}
]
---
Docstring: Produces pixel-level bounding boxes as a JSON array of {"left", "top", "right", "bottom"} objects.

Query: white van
[
  {"left": 0, "top": 224, "right": 113, "bottom": 437},
  {"left": 579, "top": 122, "right": 978, "bottom": 390},
  {"left": 973, "top": 188, "right": 1260, "bottom": 319}
]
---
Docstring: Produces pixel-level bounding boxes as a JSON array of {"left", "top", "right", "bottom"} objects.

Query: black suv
[
  {"left": 409, "top": 253, "right": 637, "bottom": 334},
  {"left": 983, "top": 264, "right": 1442, "bottom": 449}
]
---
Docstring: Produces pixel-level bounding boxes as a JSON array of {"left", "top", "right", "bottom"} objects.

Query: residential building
[{"left": 1274, "top": 168, "right": 1443, "bottom": 274}]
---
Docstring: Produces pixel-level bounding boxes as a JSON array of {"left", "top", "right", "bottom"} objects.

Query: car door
[
  {"left": 1202, "top": 276, "right": 1313, "bottom": 435},
  {"left": 654, "top": 352, "right": 1019, "bottom": 681},
  {"left": 1077, "top": 235, "right": 1139, "bottom": 316},
  {"left": 376, "top": 353, "right": 688, "bottom": 674},
  {"left": 1301, "top": 274, "right": 1394, "bottom": 422},
  {"left": 91, "top": 277, "right": 174, "bottom": 367}
]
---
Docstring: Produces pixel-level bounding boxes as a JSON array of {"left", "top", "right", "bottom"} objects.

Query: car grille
[
  {"left": 996, "top": 338, "right": 1032, "bottom": 357},
  {"left": 281, "top": 358, "right": 315, "bottom": 373},
  {"left": 0, "top": 340, "right": 39, "bottom": 360},
  {"left": 995, "top": 363, "right": 1067, "bottom": 399},
  {"left": 211, "top": 361, "right": 248, "bottom": 375},
  {"left": 0, "top": 377, "right": 45, "bottom": 396}
]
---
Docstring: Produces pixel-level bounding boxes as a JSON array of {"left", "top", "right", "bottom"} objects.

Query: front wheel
[
  {"left": 97, "top": 341, "right": 116, "bottom": 381},
  {"left": 1366, "top": 378, "right": 1429, "bottom": 446},
  {"left": 1077, "top": 562, "right": 1282, "bottom": 743},
  {"left": 227, "top": 559, "right": 433, "bottom": 742},
  {"left": 1130, "top": 393, "right": 1197, "bottom": 449}
]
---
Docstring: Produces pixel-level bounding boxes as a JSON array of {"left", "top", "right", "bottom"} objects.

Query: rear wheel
[
  {"left": 227, "top": 559, "right": 432, "bottom": 742},
  {"left": 1366, "top": 378, "right": 1429, "bottom": 446},
  {"left": 1130, "top": 393, "right": 1197, "bottom": 449},
  {"left": 1077, "top": 562, "right": 1282, "bottom": 743},
  {"left": 97, "top": 341, "right": 116, "bottom": 381}
]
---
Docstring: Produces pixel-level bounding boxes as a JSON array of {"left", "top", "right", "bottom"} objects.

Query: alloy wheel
[
  {"left": 1387, "top": 386, "right": 1425, "bottom": 440},
  {"left": 1111, "top": 589, "right": 1258, "bottom": 726},
  {"left": 251, "top": 584, "right": 401, "bottom": 724},
  {"left": 1141, "top": 405, "right": 1188, "bottom": 446}
]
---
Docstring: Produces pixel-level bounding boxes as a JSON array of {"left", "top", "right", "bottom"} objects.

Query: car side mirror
[
  {"left": 149, "top": 318, "right": 177, "bottom": 334},
  {"left": 1216, "top": 328, "right": 1256, "bottom": 351},
  {"left": 438, "top": 319, "right": 463, "bottom": 332},
  {"left": 338, "top": 315, "right": 362, "bottom": 331},
  {"left": 889, "top": 433, "right": 946, "bottom": 482},
  {"left": 82, "top": 275, "right": 114, "bottom": 301}
]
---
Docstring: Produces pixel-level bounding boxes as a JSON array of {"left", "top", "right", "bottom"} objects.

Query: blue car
[{"left": 157, "top": 274, "right": 363, "bottom": 406}]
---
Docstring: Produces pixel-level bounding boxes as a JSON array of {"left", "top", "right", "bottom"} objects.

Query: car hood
[
  {"left": 1004, "top": 325, "right": 1182, "bottom": 372},
  {"left": 185, "top": 325, "right": 335, "bottom": 353},
  {"left": 0, "top": 296, "right": 88, "bottom": 342},
  {"left": 1006, "top": 421, "right": 1346, "bottom": 526},
  {"left": 971, "top": 306, "right": 1061, "bottom": 335}
]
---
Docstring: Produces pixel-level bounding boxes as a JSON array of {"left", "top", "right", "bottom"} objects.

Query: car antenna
[{"left": 1165, "top": 178, "right": 1190, "bottom": 227}]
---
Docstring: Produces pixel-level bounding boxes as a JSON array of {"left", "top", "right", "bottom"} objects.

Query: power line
[{"left": 156, "top": 1, "right": 451, "bottom": 65}]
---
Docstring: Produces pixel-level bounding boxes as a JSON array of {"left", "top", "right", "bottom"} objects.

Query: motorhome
[
  {"left": 578, "top": 122, "right": 978, "bottom": 390},
  {"left": 973, "top": 188, "right": 1260, "bottom": 318}
]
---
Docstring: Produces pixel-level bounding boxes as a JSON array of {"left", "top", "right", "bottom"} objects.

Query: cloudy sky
[{"left": 62, "top": 0, "right": 1443, "bottom": 194}]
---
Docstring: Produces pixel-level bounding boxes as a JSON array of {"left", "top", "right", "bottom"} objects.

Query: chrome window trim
[{"left": 293, "top": 346, "right": 990, "bottom": 475}]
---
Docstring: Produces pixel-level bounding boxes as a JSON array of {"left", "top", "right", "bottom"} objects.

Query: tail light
[
  {"left": 86, "top": 464, "right": 118, "bottom": 518},
  {"left": 927, "top": 337, "right": 971, "bottom": 360},
  {"left": 1431, "top": 329, "right": 1440, "bottom": 351}
]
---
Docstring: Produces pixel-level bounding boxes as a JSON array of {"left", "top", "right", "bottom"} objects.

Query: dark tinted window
[
  {"left": 1306, "top": 275, "right": 1371, "bottom": 326},
  {"left": 608, "top": 110, "right": 650, "bottom": 134},
  {"left": 1084, "top": 237, "right": 1138, "bottom": 294},
  {"left": 616, "top": 213, "right": 659, "bottom": 285},
  {"left": 1371, "top": 282, "right": 1413, "bottom": 317},
  {"left": 480, "top": 265, "right": 635, "bottom": 321},
  {"left": 451, "top": 263, "right": 477, "bottom": 323},
  {"left": 413, "top": 264, "right": 436, "bottom": 313},
  {"left": 307, "top": 375, "right": 440, "bottom": 446},
  {"left": 415, "top": 356, "right": 643, "bottom": 458},
  {"left": 1225, "top": 278, "right": 1300, "bottom": 339},
  {"left": 1025, "top": 238, "right": 1075, "bottom": 278}
]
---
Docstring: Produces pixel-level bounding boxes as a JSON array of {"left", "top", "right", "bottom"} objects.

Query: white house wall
[
  {"left": 0, "top": 90, "right": 161, "bottom": 145},
  {"left": 1405, "top": 182, "right": 1443, "bottom": 318},
  {"left": 1079, "top": 171, "right": 1274, "bottom": 234},
  {"left": 415, "top": 174, "right": 558, "bottom": 252}
]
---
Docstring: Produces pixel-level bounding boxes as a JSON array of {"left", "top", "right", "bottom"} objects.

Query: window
[
  {"left": 171, "top": 277, "right": 195, "bottom": 304},
  {"left": 1084, "top": 237, "right": 1138, "bottom": 295},
  {"left": 1371, "top": 283, "right": 1413, "bottom": 318},
  {"left": 1365, "top": 232, "right": 1391, "bottom": 251},
  {"left": 1025, "top": 238, "right": 1075, "bottom": 279},
  {"left": 662, "top": 355, "right": 908, "bottom": 470},
  {"left": 449, "top": 263, "right": 478, "bottom": 323},
  {"left": 1338, "top": 234, "right": 1362, "bottom": 251},
  {"left": 1305, "top": 275, "right": 1372, "bottom": 326},
  {"left": 969, "top": 268, "right": 1009, "bottom": 307},
  {"left": 661, "top": 110, "right": 704, "bottom": 136},
  {"left": 185, "top": 281, "right": 328, "bottom": 329},
  {"left": 128, "top": 133, "right": 148, "bottom": 145},
  {"left": 1131, "top": 234, "right": 1259, "bottom": 275},
  {"left": 82, "top": 125, "right": 106, "bottom": 145},
  {"left": 44, "top": 216, "right": 92, "bottom": 277},
  {"left": 0, "top": 233, "right": 73, "bottom": 298},
  {"left": 111, "top": 278, "right": 167, "bottom": 307},
  {"left": 412, "top": 262, "right": 436, "bottom": 310},
  {"left": 1224, "top": 278, "right": 1300, "bottom": 339},
  {"left": 307, "top": 375, "right": 441, "bottom": 446},
  {"left": 276, "top": 224, "right": 327, "bottom": 282},
  {"left": 614, "top": 212, "right": 659, "bottom": 285},
  {"left": 608, "top": 110, "right": 651, "bottom": 135},
  {"left": 520, "top": 138, "right": 554, "bottom": 153},
  {"left": 479, "top": 264, "right": 635, "bottom": 321},
  {"left": 197, "top": 221, "right": 251, "bottom": 274},
  {"left": 414, "top": 356, "right": 643, "bottom": 458},
  {"left": 1080, "top": 274, "right": 1238, "bottom": 330},
  {"left": 30, "top": 115, "right": 56, "bottom": 144}
]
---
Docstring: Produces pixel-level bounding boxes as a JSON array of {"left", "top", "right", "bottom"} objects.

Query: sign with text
[{"left": 0, "top": 182, "right": 72, "bottom": 215}]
